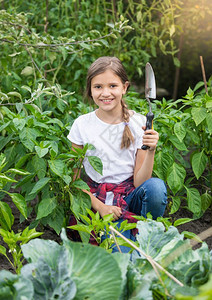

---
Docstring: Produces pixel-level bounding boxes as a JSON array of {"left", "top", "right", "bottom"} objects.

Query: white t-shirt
[{"left": 67, "top": 110, "right": 146, "bottom": 186}]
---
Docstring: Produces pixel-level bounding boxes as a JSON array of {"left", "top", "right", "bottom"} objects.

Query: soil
[{"left": 0, "top": 196, "right": 211, "bottom": 273}]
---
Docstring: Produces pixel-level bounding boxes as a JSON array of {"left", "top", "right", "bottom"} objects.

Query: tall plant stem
[{"left": 200, "top": 56, "right": 208, "bottom": 94}]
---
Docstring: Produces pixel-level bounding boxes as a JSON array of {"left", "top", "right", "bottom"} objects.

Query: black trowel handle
[{"left": 141, "top": 111, "right": 154, "bottom": 150}]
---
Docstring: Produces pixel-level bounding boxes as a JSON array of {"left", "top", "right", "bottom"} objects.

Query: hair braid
[{"left": 121, "top": 99, "right": 134, "bottom": 149}]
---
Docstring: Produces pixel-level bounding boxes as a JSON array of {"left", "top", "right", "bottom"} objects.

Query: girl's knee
[{"left": 140, "top": 178, "right": 167, "bottom": 204}]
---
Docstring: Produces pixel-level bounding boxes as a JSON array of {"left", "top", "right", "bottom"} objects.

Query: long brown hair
[{"left": 86, "top": 56, "right": 134, "bottom": 149}]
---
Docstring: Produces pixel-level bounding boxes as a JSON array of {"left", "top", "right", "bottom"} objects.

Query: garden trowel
[{"left": 141, "top": 62, "right": 156, "bottom": 150}]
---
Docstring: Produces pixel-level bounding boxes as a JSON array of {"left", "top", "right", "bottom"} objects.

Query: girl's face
[{"left": 91, "top": 69, "right": 129, "bottom": 115}]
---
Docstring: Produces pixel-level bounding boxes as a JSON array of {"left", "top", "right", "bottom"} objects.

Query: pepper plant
[
  {"left": 126, "top": 80, "right": 212, "bottom": 217},
  {"left": 0, "top": 85, "right": 102, "bottom": 234},
  {"left": 0, "top": 153, "right": 43, "bottom": 273}
]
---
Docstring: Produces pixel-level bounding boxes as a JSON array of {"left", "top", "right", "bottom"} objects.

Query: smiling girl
[{"left": 67, "top": 56, "right": 167, "bottom": 252}]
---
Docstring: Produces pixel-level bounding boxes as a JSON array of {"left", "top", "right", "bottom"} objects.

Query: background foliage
[
  {"left": 0, "top": 2, "right": 211, "bottom": 296},
  {"left": 0, "top": 0, "right": 211, "bottom": 231}
]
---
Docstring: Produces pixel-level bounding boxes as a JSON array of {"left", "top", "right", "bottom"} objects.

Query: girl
[{"left": 67, "top": 56, "right": 167, "bottom": 252}]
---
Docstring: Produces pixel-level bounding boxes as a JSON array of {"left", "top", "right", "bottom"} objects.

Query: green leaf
[
  {"left": 201, "top": 192, "right": 212, "bottom": 212},
  {"left": 0, "top": 245, "right": 6, "bottom": 256},
  {"left": 0, "top": 201, "right": 14, "bottom": 230},
  {"left": 174, "top": 218, "right": 193, "bottom": 227},
  {"left": 21, "top": 257, "right": 76, "bottom": 300},
  {"left": 136, "top": 220, "right": 181, "bottom": 259},
  {"left": 193, "top": 81, "right": 205, "bottom": 92},
  {"left": 186, "top": 87, "right": 194, "bottom": 98},
  {"left": 68, "top": 224, "right": 92, "bottom": 234},
  {"left": 0, "top": 271, "right": 34, "bottom": 300},
  {"left": 154, "top": 151, "right": 173, "bottom": 181},
  {"left": 15, "top": 154, "right": 32, "bottom": 169},
  {"left": 36, "top": 197, "right": 57, "bottom": 220},
  {"left": 169, "top": 135, "right": 188, "bottom": 151},
  {"left": 170, "top": 196, "right": 181, "bottom": 214},
  {"left": 71, "top": 190, "right": 91, "bottom": 219},
  {"left": 72, "top": 179, "right": 90, "bottom": 190},
  {"left": 14, "top": 173, "right": 35, "bottom": 189},
  {"left": 16, "top": 102, "right": 23, "bottom": 113},
  {"left": 0, "top": 121, "right": 11, "bottom": 132},
  {"left": 21, "top": 66, "right": 33, "bottom": 76},
  {"left": 43, "top": 206, "right": 65, "bottom": 235},
  {"left": 46, "top": 118, "right": 64, "bottom": 128},
  {"left": 20, "top": 227, "right": 43, "bottom": 244},
  {"left": 29, "top": 177, "right": 51, "bottom": 195},
  {"left": 13, "top": 118, "right": 26, "bottom": 130},
  {"left": 61, "top": 229, "right": 123, "bottom": 300},
  {"left": 0, "top": 135, "right": 13, "bottom": 152},
  {"left": 185, "top": 187, "right": 201, "bottom": 214},
  {"left": 113, "top": 252, "right": 130, "bottom": 299},
  {"left": 167, "top": 163, "right": 186, "bottom": 195},
  {"left": 48, "top": 160, "right": 65, "bottom": 177},
  {"left": 191, "top": 150, "right": 208, "bottom": 179},
  {"left": 7, "top": 169, "right": 30, "bottom": 176},
  {"left": 62, "top": 175, "right": 72, "bottom": 185},
  {"left": 191, "top": 107, "right": 207, "bottom": 126},
  {"left": 19, "top": 128, "right": 41, "bottom": 151},
  {"left": 32, "top": 155, "right": 47, "bottom": 179},
  {"left": 206, "top": 100, "right": 212, "bottom": 109},
  {"left": 187, "top": 128, "right": 200, "bottom": 144},
  {"left": 9, "top": 193, "right": 28, "bottom": 219},
  {"left": 174, "top": 122, "right": 186, "bottom": 142},
  {"left": 21, "top": 239, "right": 61, "bottom": 268},
  {"left": 181, "top": 231, "right": 202, "bottom": 243},
  {"left": 173, "top": 57, "right": 180, "bottom": 67},
  {"left": 206, "top": 112, "right": 212, "bottom": 134},
  {"left": 21, "top": 85, "right": 31, "bottom": 93},
  {"left": 87, "top": 156, "right": 103, "bottom": 175},
  {"left": 8, "top": 91, "right": 22, "bottom": 100},
  {"left": 0, "top": 174, "right": 17, "bottom": 183},
  {"left": 35, "top": 146, "right": 49, "bottom": 158}
]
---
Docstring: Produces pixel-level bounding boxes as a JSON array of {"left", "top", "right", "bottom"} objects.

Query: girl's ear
[{"left": 123, "top": 81, "right": 130, "bottom": 94}]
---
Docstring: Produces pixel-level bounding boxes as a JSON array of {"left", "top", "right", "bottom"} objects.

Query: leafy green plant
[
  {"left": 126, "top": 220, "right": 212, "bottom": 299},
  {"left": 0, "top": 7, "right": 132, "bottom": 96},
  {"left": 69, "top": 210, "right": 201, "bottom": 253},
  {"left": 0, "top": 89, "right": 104, "bottom": 234},
  {"left": 0, "top": 221, "right": 211, "bottom": 299},
  {"left": 0, "top": 227, "right": 43, "bottom": 274},
  {"left": 0, "top": 153, "right": 43, "bottom": 273},
  {"left": 126, "top": 82, "right": 212, "bottom": 217},
  {"left": 1, "top": 0, "right": 195, "bottom": 101},
  {"left": 68, "top": 209, "right": 137, "bottom": 251},
  {"left": 176, "top": 275, "right": 212, "bottom": 299},
  {"left": 0, "top": 153, "right": 31, "bottom": 229}
]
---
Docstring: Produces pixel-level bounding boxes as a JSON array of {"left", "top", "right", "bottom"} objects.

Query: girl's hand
[
  {"left": 99, "top": 204, "right": 122, "bottom": 221},
  {"left": 142, "top": 126, "right": 159, "bottom": 151}
]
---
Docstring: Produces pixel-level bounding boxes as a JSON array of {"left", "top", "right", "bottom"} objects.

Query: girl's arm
[
  {"left": 71, "top": 143, "right": 122, "bottom": 220},
  {"left": 133, "top": 127, "right": 159, "bottom": 187}
]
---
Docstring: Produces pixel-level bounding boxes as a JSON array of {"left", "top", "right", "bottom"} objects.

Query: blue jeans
[{"left": 108, "top": 178, "right": 167, "bottom": 253}]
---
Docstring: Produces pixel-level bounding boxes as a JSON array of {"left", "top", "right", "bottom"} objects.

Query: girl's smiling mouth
[{"left": 101, "top": 99, "right": 113, "bottom": 103}]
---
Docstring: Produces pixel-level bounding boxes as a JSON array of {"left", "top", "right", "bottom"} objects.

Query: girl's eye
[
  {"left": 110, "top": 85, "right": 117, "bottom": 88},
  {"left": 94, "top": 85, "right": 101, "bottom": 89}
]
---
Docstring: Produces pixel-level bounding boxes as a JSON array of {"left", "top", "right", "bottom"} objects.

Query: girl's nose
[{"left": 101, "top": 88, "right": 111, "bottom": 97}]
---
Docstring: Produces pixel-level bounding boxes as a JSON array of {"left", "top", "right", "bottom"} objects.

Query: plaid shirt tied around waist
[{"left": 87, "top": 176, "right": 138, "bottom": 225}]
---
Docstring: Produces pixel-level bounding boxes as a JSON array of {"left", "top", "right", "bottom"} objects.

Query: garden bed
[{"left": 0, "top": 195, "right": 211, "bottom": 273}]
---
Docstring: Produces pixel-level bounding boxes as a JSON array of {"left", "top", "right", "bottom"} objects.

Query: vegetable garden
[{"left": 0, "top": 1, "right": 211, "bottom": 299}]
